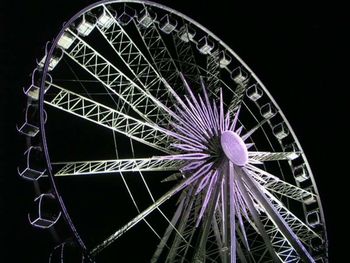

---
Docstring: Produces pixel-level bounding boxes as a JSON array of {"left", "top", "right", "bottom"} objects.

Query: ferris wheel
[{"left": 17, "top": 1, "right": 328, "bottom": 262}]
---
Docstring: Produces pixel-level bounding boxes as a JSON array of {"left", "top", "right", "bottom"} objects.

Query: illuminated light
[
  {"left": 273, "top": 122, "right": 289, "bottom": 140},
  {"left": 178, "top": 25, "right": 196, "bottom": 42},
  {"left": 221, "top": 131, "right": 248, "bottom": 166},
  {"left": 306, "top": 210, "right": 321, "bottom": 227},
  {"left": 260, "top": 102, "right": 276, "bottom": 119},
  {"left": 219, "top": 51, "right": 231, "bottom": 68},
  {"left": 302, "top": 191, "right": 317, "bottom": 205},
  {"left": 294, "top": 164, "right": 309, "bottom": 182},
  {"left": 38, "top": 55, "right": 62, "bottom": 71},
  {"left": 197, "top": 36, "right": 214, "bottom": 54},
  {"left": 76, "top": 16, "right": 95, "bottom": 36},
  {"left": 57, "top": 32, "right": 75, "bottom": 50},
  {"left": 137, "top": 8, "right": 154, "bottom": 28},
  {"left": 283, "top": 143, "right": 300, "bottom": 160},
  {"left": 231, "top": 66, "right": 249, "bottom": 84},
  {"left": 246, "top": 84, "right": 263, "bottom": 101},
  {"left": 159, "top": 14, "right": 177, "bottom": 34},
  {"left": 97, "top": 11, "right": 114, "bottom": 29}
]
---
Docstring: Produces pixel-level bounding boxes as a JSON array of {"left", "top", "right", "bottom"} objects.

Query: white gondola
[
  {"left": 302, "top": 190, "right": 317, "bottom": 205},
  {"left": 273, "top": 122, "right": 289, "bottom": 140},
  {"left": 294, "top": 164, "right": 309, "bottom": 182},
  {"left": 283, "top": 143, "right": 300, "bottom": 160},
  {"left": 246, "top": 84, "right": 263, "bottom": 101},
  {"left": 28, "top": 193, "right": 61, "bottom": 229},
  {"left": 17, "top": 104, "right": 40, "bottom": 137},
  {"left": 17, "top": 146, "right": 46, "bottom": 180},
  {"left": 76, "top": 14, "right": 95, "bottom": 36},
  {"left": 38, "top": 53, "right": 62, "bottom": 71},
  {"left": 178, "top": 25, "right": 196, "bottom": 42},
  {"left": 219, "top": 51, "right": 231, "bottom": 68},
  {"left": 197, "top": 36, "right": 214, "bottom": 55},
  {"left": 137, "top": 8, "right": 156, "bottom": 28},
  {"left": 306, "top": 210, "right": 321, "bottom": 227},
  {"left": 57, "top": 31, "right": 76, "bottom": 50},
  {"left": 117, "top": 5, "right": 135, "bottom": 26},
  {"left": 97, "top": 8, "right": 114, "bottom": 29},
  {"left": 23, "top": 69, "right": 52, "bottom": 100},
  {"left": 260, "top": 102, "right": 276, "bottom": 119},
  {"left": 231, "top": 66, "right": 248, "bottom": 84},
  {"left": 159, "top": 14, "right": 177, "bottom": 34},
  {"left": 310, "top": 236, "right": 324, "bottom": 251}
]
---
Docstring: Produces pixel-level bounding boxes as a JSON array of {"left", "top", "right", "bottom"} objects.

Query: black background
[{"left": 0, "top": 0, "right": 345, "bottom": 262}]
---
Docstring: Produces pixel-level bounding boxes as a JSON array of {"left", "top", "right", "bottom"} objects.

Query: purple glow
[
  {"left": 196, "top": 170, "right": 218, "bottom": 226},
  {"left": 221, "top": 131, "right": 248, "bottom": 166}
]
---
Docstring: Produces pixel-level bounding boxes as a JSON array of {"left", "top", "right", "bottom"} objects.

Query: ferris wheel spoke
[
  {"left": 228, "top": 83, "right": 249, "bottom": 114},
  {"left": 236, "top": 241, "right": 249, "bottom": 263},
  {"left": 240, "top": 118, "right": 270, "bottom": 142},
  {"left": 218, "top": 172, "right": 229, "bottom": 263},
  {"left": 239, "top": 168, "right": 315, "bottom": 263},
  {"left": 45, "top": 84, "right": 175, "bottom": 153},
  {"left": 192, "top": 169, "right": 223, "bottom": 262},
  {"left": 248, "top": 151, "right": 300, "bottom": 162},
  {"left": 64, "top": 28, "right": 174, "bottom": 125},
  {"left": 90, "top": 164, "right": 210, "bottom": 256},
  {"left": 96, "top": 7, "right": 176, "bottom": 122},
  {"left": 151, "top": 194, "right": 187, "bottom": 263},
  {"left": 165, "top": 188, "right": 201, "bottom": 262},
  {"left": 211, "top": 212, "right": 225, "bottom": 262},
  {"left": 205, "top": 49, "right": 221, "bottom": 94},
  {"left": 248, "top": 208, "right": 311, "bottom": 263},
  {"left": 246, "top": 164, "right": 317, "bottom": 203},
  {"left": 52, "top": 157, "right": 186, "bottom": 176},
  {"left": 265, "top": 191, "right": 321, "bottom": 241},
  {"left": 134, "top": 8, "right": 183, "bottom": 92},
  {"left": 228, "top": 163, "right": 237, "bottom": 263},
  {"left": 235, "top": 167, "right": 280, "bottom": 262},
  {"left": 172, "top": 24, "right": 202, "bottom": 85}
]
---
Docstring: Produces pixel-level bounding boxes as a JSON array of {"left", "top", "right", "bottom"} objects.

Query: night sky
[{"left": 0, "top": 0, "right": 345, "bottom": 262}]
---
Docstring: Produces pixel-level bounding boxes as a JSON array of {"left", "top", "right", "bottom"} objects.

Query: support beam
[
  {"left": 90, "top": 165, "right": 210, "bottom": 256},
  {"left": 46, "top": 84, "right": 174, "bottom": 153},
  {"left": 53, "top": 157, "right": 185, "bottom": 176},
  {"left": 246, "top": 164, "right": 317, "bottom": 203},
  {"left": 240, "top": 168, "right": 315, "bottom": 263},
  {"left": 65, "top": 28, "right": 173, "bottom": 125}
]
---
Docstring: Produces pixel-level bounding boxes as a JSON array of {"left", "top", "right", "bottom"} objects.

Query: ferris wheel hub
[{"left": 220, "top": 130, "right": 248, "bottom": 166}]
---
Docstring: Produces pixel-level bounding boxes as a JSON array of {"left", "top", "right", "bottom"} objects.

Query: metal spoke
[
  {"left": 241, "top": 118, "right": 270, "bottom": 141},
  {"left": 134, "top": 7, "right": 182, "bottom": 91},
  {"left": 96, "top": 6, "right": 176, "bottom": 124},
  {"left": 240, "top": 167, "right": 315, "bottom": 262},
  {"left": 165, "top": 189, "right": 200, "bottom": 263},
  {"left": 172, "top": 24, "right": 202, "bottom": 85},
  {"left": 45, "top": 83, "right": 175, "bottom": 153},
  {"left": 151, "top": 194, "right": 186, "bottom": 263},
  {"left": 246, "top": 164, "right": 316, "bottom": 203},
  {"left": 64, "top": 28, "right": 174, "bottom": 124},
  {"left": 248, "top": 151, "right": 300, "bottom": 162},
  {"left": 192, "top": 170, "right": 222, "bottom": 262},
  {"left": 90, "top": 164, "right": 210, "bottom": 256},
  {"left": 235, "top": 166, "right": 280, "bottom": 262},
  {"left": 53, "top": 157, "right": 185, "bottom": 176}
]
